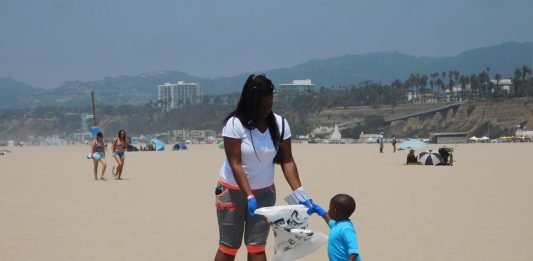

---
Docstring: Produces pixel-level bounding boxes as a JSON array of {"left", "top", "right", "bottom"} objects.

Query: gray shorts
[{"left": 215, "top": 181, "right": 276, "bottom": 255}]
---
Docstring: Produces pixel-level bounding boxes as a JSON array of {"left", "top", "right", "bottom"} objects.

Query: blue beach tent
[
  {"left": 172, "top": 143, "right": 188, "bottom": 151},
  {"left": 150, "top": 138, "right": 165, "bottom": 151},
  {"left": 398, "top": 138, "right": 429, "bottom": 150}
]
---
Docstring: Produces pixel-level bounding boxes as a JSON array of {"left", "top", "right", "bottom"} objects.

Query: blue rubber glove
[
  {"left": 311, "top": 201, "right": 327, "bottom": 218},
  {"left": 247, "top": 195, "right": 257, "bottom": 219},
  {"left": 300, "top": 199, "right": 315, "bottom": 216},
  {"left": 301, "top": 199, "right": 327, "bottom": 217}
]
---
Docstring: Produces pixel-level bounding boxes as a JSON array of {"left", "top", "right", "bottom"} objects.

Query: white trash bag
[{"left": 255, "top": 205, "right": 327, "bottom": 261}]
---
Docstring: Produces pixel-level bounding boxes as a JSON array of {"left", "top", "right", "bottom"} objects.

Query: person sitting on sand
[
  {"left": 90, "top": 132, "right": 107, "bottom": 180},
  {"left": 406, "top": 149, "right": 418, "bottom": 164},
  {"left": 438, "top": 147, "right": 451, "bottom": 165}
]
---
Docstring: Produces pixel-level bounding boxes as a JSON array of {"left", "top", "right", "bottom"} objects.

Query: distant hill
[
  {"left": 0, "top": 77, "right": 43, "bottom": 107},
  {"left": 2, "top": 41, "right": 531, "bottom": 108},
  {"left": 263, "top": 41, "right": 532, "bottom": 87}
]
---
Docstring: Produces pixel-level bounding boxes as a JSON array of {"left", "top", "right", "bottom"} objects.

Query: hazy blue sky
[{"left": 1, "top": 0, "right": 532, "bottom": 88}]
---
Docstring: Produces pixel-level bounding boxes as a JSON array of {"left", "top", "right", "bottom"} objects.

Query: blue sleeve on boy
[{"left": 328, "top": 219, "right": 362, "bottom": 261}]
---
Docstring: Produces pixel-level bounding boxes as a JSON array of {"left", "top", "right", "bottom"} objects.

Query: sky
[{"left": 0, "top": 0, "right": 532, "bottom": 88}]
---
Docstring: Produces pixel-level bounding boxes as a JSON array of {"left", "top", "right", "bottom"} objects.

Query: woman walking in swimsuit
[
  {"left": 112, "top": 129, "right": 128, "bottom": 180},
  {"left": 91, "top": 132, "right": 107, "bottom": 180}
]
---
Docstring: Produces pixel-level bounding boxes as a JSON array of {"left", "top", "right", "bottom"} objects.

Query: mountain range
[{"left": 1, "top": 41, "right": 531, "bottom": 108}]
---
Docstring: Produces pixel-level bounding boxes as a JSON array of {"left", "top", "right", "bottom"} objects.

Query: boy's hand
[
  {"left": 247, "top": 195, "right": 257, "bottom": 219},
  {"left": 300, "top": 199, "right": 315, "bottom": 215},
  {"left": 311, "top": 201, "right": 327, "bottom": 218},
  {"left": 300, "top": 199, "right": 327, "bottom": 218}
]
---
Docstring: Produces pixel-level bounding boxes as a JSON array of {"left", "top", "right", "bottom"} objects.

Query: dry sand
[{"left": 0, "top": 143, "right": 532, "bottom": 261}]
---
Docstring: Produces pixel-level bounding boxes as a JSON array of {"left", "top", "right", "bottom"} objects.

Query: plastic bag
[
  {"left": 255, "top": 205, "right": 327, "bottom": 261},
  {"left": 86, "top": 152, "right": 102, "bottom": 160}
]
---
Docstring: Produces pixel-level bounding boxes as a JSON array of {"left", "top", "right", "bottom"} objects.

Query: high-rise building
[{"left": 158, "top": 81, "right": 202, "bottom": 112}]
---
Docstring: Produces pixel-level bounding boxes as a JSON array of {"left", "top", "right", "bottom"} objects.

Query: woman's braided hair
[{"left": 224, "top": 74, "right": 281, "bottom": 159}]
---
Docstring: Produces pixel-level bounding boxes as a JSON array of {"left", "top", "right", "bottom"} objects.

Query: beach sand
[{"left": 1, "top": 143, "right": 532, "bottom": 260}]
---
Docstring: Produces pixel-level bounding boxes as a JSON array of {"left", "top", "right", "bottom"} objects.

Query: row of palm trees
[
  {"left": 195, "top": 65, "right": 533, "bottom": 111},
  {"left": 394, "top": 65, "right": 532, "bottom": 104}
]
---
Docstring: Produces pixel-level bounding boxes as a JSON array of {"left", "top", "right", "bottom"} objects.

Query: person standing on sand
[
  {"left": 392, "top": 135, "right": 397, "bottom": 153},
  {"left": 90, "top": 132, "right": 107, "bottom": 180},
  {"left": 214, "top": 74, "right": 313, "bottom": 261},
  {"left": 304, "top": 194, "right": 363, "bottom": 261},
  {"left": 111, "top": 129, "right": 128, "bottom": 180},
  {"left": 378, "top": 132, "right": 384, "bottom": 153}
]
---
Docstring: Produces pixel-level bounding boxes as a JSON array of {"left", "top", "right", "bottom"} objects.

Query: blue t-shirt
[{"left": 328, "top": 219, "right": 362, "bottom": 261}]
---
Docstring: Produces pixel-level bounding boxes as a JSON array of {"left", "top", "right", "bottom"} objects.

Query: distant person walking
[
  {"left": 378, "top": 132, "right": 384, "bottom": 153},
  {"left": 391, "top": 135, "right": 397, "bottom": 153},
  {"left": 214, "top": 74, "right": 312, "bottom": 261},
  {"left": 112, "top": 129, "right": 128, "bottom": 180},
  {"left": 90, "top": 132, "right": 107, "bottom": 180}
]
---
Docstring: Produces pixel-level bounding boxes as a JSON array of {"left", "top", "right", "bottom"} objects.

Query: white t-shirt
[{"left": 219, "top": 114, "right": 291, "bottom": 189}]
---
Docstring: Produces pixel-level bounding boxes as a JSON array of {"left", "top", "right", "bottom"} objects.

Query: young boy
[{"left": 303, "top": 194, "right": 362, "bottom": 261}]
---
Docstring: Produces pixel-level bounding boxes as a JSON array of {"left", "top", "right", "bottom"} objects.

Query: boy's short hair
[{"left": 331, "top": 194, "right": 356, "bottom": 218}]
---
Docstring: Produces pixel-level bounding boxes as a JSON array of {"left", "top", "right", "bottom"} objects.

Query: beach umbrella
[
  {"left": 398, "top": 138, "right": 429, "bottom": 150},
  {"left": 150, "top": 138, "right": 165, "bottom": 151},
  {"left": 419, "top": 151, "right": 443, "bottom": 165},
  {"left": 469, "top": 136, "right": 479, "bottom": 141}
]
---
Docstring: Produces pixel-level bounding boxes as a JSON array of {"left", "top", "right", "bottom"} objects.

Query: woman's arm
[
  {"left": 91, "top": 141, "right": 96, "bottom": 154},
  {"left": 224, "top": 137, "right": 254, "bottom": 197},
  {"left": 111, "top": 138, "right": 117, "bottom": 153},
  {"left": 280, "top": 139, "right": 302, "bottom": 190}
]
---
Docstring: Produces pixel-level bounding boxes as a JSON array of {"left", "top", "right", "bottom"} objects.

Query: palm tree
[
  {"left": 494, "top": 73, "right": 502, "bottom": 97},
  {"left": 419, "top": 74, "right": 428, "bottom": 103},
  {"left": 522, "top": 65, "right": 532, "bottom": 80},
  {"left": 478, "top": 71, "right": 490, "bottom": 98},
  {"left": 429, "top": 72, "right": 439, "bottom": 99},
  {"left": 470, "top": 74, "right": 480, "bottom": 100},
  {"left": 391, "top": 79, "right": 404, "bottom": 104},
  {"left": 441, "top": 72, "right": 448, "bottom": 101},
  {"left": 459, "top": 75, "right": 469, "bottom": 101},
  {"left": 513, "top": 69, "right": 523, "bottom": 97}
]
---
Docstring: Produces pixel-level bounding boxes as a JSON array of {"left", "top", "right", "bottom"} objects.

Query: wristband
[{"left": 247, "top": 195, "right": 255, "bottom": 200}]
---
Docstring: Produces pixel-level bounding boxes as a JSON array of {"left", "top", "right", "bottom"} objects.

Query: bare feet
[{"left": 100, "top": 176, "right": 106, "bottom": 180}]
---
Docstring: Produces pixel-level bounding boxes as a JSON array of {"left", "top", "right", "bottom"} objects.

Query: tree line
[{"left": 2, "top": 65, "right": 531, "bottom": 140}]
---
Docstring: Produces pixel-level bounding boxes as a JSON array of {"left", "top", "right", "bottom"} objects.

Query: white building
[
  {"left": 330, "top": 124, "right": 342, "bottom": 141},
  {"left": 158, "top": 81, "right": 202, "bottom": 112},
  {"left": 80, "top": 113, "right": 93, "bottom": 133},
  {"left": 516, "top": 126, "right": 533, "bottom": 139},
  {"left": 278, "top": 79, "right": 315, "bottom": 95},
  {"left": 490, "top": 79, "right": 512, "bottom": 93}
]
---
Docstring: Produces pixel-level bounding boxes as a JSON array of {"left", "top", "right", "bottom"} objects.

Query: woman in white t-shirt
[{"left": 214, "top": 74, "right": 310, "bottom": 261}]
